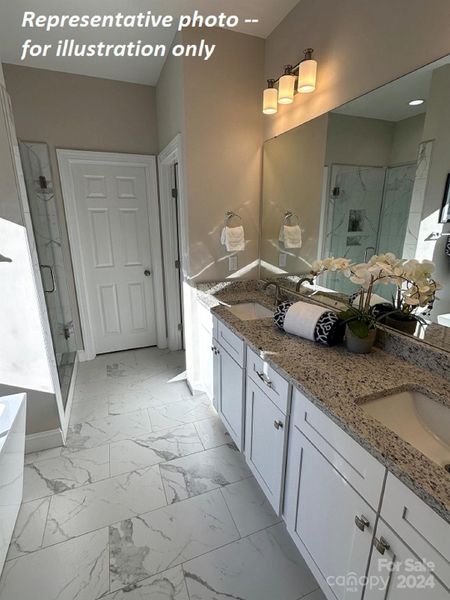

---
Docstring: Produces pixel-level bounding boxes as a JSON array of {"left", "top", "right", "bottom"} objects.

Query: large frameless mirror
[{"left": 261, "top": 55, "right": 450, "bottom": 351}]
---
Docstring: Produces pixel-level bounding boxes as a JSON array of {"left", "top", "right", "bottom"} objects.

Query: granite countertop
[{"left": 198, "top": 284, "right": 450, "bottom": 524}]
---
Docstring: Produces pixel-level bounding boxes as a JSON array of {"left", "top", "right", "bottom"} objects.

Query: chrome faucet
[
  {"left": 263, "top": 281, "right": 287, "bottom": 305},
  {"left": 295, "top": 276, "right": 315, "bottom": 293}
]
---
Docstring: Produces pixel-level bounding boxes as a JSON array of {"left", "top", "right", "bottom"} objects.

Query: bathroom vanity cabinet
[
  {"left": 284, "top": 389, "right": 385, "bottom": 600},
  {"left": 210, "top": 316, "right": 450, "bottom": 600},
  {"left": 212, "top": 319, "right": 245, "bottom": 450}
]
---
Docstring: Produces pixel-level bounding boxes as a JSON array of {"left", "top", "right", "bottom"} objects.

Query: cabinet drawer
[
  {"left": 381, "top": 474, "right": 450, "bottom": 590},
  {"left": 247, "top": 348, "right": 290, "bottom": 415},
  {"left": 292, "top": 388, "right": 385, "bottom": 510},
  {"left": 215, "top": 318, "right": 245, "bottom": 366}
]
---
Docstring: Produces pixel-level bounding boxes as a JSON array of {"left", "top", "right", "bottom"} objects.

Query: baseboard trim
[{"left": 25, "top": 428, "right": 63, "bottom": 454}]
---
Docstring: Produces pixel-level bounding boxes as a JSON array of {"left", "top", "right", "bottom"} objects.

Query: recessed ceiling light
[{"left": 408, "top": 99, "right": 425, "bottom": 106}]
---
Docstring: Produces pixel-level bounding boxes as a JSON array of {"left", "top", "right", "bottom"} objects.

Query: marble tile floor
[{"left": 1, "top": 347, "right": 325, "bottom": 600}]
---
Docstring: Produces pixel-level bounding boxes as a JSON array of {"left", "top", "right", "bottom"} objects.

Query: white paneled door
[{"left": 58, "top": 151, "right": 165, "bottom": 358}]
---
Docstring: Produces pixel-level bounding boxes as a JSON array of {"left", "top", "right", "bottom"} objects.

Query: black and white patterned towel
[{"left": 274, "top": 301, "right": 344, "bottom": 346}]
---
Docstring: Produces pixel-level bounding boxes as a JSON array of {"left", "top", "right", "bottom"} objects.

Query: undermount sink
[
  {"left": 361, "top": 390, "right": 450, "bottom": 471},
  {"left": 227, "top": 302, "right": 274, "bottom": 321}
]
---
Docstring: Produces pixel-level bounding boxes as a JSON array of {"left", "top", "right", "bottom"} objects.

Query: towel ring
[
  {"left": 284, "top": 211, "right": 300, "bottom": 226},
  {"left": 224, "top": 211, "right": 243, "bottom": 226}
]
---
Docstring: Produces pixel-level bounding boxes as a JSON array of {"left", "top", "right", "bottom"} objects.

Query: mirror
[{"left": 261, "top": 55, "right": 450, "bottom": 350}]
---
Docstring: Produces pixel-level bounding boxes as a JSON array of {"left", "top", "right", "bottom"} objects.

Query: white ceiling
[
  {"left": 0, "top": 0, "right": 299, "bottom": 85},
  {"left": 335, "top": 55, "right": 450, "bottom": 122}
]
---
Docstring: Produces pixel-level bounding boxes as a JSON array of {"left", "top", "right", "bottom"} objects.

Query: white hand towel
[
  {"left": 221, "top": 226, "right": 245, "bottom": 252},
  {"left": 279, "top": 224, "right": 302, "bottom": 249},
  {"left": 284, "top": 301, "right": 328, "bottom": 341}
]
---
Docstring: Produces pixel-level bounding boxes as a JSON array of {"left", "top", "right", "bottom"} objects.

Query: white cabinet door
[
  {"left": 284, "top": 426, "right": 375, "bottom": 600},
  {"left": 245, "top": 377, "right": 288, "bottom": 514},
  {"left": 215, "top": 341, "right": 244, "bottom": 450},
  {"left": 365, "top": 520, "right": 449, "bottom": 599}
]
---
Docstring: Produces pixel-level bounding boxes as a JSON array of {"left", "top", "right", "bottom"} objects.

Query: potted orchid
[{"left": 310, "top": 254, "right": 440, "bottom": 353}]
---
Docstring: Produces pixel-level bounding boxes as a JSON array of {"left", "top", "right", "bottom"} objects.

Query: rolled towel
[
  {"left": 221, "top": 225, "right": 245, "bottom": 252},
  {"left": 274, "top": 300, "right": 344, "bottom": 346},
  {"left": 279, "top": 224, "right": 302, "bottom": 249}
]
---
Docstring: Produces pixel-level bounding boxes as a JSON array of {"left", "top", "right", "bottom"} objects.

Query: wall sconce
[
  {"left": 262, "top": 48, "right": 318, "bottom": 114},
  {"left": 298, "top": 48, "right": 317, "bottom": 93},
  {"left": 263, "top": 79, "right": 278, "bottom": 114},
  {"left": 278, "top": 65, "right": 295, "bottom": 105}
]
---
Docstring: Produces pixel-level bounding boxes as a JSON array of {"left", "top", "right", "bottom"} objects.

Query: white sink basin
[
  {"left": 227, "top": 302, "right": 274, "bottom": 321},
  {"left": 361, "top": 390, "right": 450, "bottom": 470}
]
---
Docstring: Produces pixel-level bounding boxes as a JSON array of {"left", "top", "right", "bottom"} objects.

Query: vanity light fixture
[
  {"left": 263, "top": 79, "right": 278, "bottom": 114},
  {"left": 409, "top": 99, "right": 425, "bottom": 106},
  {"left": 298, "top": 48, "right": 317, "bottom": 93},
  {"left": 278, "top": 65, "right": 296, "bottom": 104},
  {"left": 263, "top": 49, "right": 318, "bottom": 114}
]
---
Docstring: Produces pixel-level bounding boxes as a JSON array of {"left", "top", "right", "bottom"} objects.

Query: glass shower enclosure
[
  {"left": 323, "top": 162, "right": 416, "bottom": 298},
  {"left": 19, "top": 142, "right": 77, "bottom": 408}
]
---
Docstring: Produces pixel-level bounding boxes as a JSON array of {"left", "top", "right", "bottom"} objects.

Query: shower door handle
[
  {"left": 364, "top": 246, "right": 376, "bottom": 262},
  {"left": 40, "top": 265, "right": 56, "bottom": 293}
]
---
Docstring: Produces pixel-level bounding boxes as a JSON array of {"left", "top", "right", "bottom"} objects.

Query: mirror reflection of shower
[
  {"left": 323, "top": 163, "right": 416, "bottom": 297},
  {"left": 19, "top": 141, "right": 77, "bottom": 409}
]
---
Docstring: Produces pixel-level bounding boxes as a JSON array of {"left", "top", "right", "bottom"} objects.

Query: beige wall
[
  {"left": 325, "top": 113, "right": 424, "bottom": 167},
  {"left": 182, "top": 28, "right": 264, "bottom": 282},
  {"left": 325, "top": 114, "right": 394, "bottom": 167},
  {"left": 390, "top": 113, "right": 425, "bottom": 165},
  {"left": 3, "top": 64, "right": 159, "bottom": 344},
  {"left": 261, "top": 114, "right": 328, "bottom": 275},
  {"left": 264, "top": 0, "right": 450, "bottom": 140},
  {"left": 156, "top": 33, "right": 186, "bottom": 152}
]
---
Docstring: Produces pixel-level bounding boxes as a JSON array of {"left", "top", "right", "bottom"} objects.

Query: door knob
[
  {"left": 354, "top": 515, "right": 370, "bottom": 532},
  {"left": 274, "top": 420, "right": 283, "bottom": 430},
  {"left": 144, "top": 269, "right": 152, "bottom": 277}
]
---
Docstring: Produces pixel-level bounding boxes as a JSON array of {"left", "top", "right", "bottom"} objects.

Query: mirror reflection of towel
[
  {"left": 446, "top": 237, "right": 450, "bottom": 257},
  {"left": 279, "top": 224, "right": 302, "bottom": 248},
  {"left": 221, "top": 226, "right": 245, "bottom": 252}
]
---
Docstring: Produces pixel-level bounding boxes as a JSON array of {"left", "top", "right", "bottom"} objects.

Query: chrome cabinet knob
[
  {"left": 373, "top": 536, "right": 390, "bottom": 555},
  {"left": 354, "top": 515, "right": 370, "bottom": 532},
  {"left": 144, "top": 269, "right": 152, "bottom": 276},
  {"left": 274, "top": 420, "right": 283, "bottom": 430}
]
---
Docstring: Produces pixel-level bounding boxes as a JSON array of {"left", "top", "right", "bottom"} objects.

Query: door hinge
[
  {"left": 171, "top": 187, "right": 178, "bottom": 199},
  {"left": 175, "top": 259, "right": 180, "bottom": 269},
  {"left": 177, "top": 323, "right": 183, "bottom": 331}
]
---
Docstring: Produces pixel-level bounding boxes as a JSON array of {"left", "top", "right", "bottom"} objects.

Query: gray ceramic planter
[{"left": 345, "top": 326, "right": 376, "bottom": 354}]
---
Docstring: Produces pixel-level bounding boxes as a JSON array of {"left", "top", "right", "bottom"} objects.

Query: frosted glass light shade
[
  {"left": 263, "top": 87, "right": 278, "bottom": 114},
  {"left": 278, "top": 74, "right": 295, "bottom": 104},
  {"left": 298, "top": 59, "right": 317, "bottom": 93}
]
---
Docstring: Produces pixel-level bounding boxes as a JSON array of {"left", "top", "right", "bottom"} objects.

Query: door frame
[
  {"left": 158, "top": 135, "right": 189, "bottom": 351},
  {"left": 57, "top": 149, "right": 167, "bottom": 361}
]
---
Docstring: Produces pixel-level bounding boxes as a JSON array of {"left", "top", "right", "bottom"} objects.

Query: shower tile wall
[
  {"left": 378, "top": 163, "right": 417, "bottom": 257},
  {"left": 324, "top": 163, "right": 416, "bottom": 297},
  {"left": 403, "top": 140, "right": 433, "bottom": 259},
  {"left": 325, "top": 165, "right": 386, "bottom": 295}
]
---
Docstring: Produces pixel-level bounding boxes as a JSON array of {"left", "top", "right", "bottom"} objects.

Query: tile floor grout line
[{"left": 218, "top": 487, "right": 242, "bottom": 541}]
